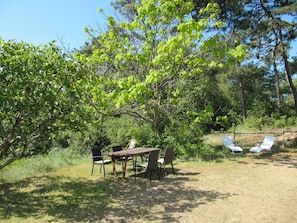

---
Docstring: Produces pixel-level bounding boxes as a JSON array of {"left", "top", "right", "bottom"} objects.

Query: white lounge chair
[
  {"left": 222, "top": 136, "right": 243, "bottom": 154},
  {"left": 250, "top": 136, "right": 275, "bottom": 156}
]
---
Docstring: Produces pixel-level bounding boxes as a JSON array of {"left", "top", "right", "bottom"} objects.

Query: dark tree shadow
[
  {"left": 0, "top": 170, "right": 232, "bottom": 222},
  {"left": 271, "top": 153, "right": 297, "bottom": 169},
  {"left": 243, "top": 142, "right": 297, "bottom": 169}
]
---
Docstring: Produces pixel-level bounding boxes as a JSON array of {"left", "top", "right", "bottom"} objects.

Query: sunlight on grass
[
  {"left": 1, "top": 137, "right": 295, "bottom": 222},
  {"left": 0, "top": 149, "right": 89, "bottom": 183},
  {"left": 0, "top": 152, "right": 294, "bottom": 223},
  {"left": 0, "top": 156, "right": 165, "bottom": 222}
]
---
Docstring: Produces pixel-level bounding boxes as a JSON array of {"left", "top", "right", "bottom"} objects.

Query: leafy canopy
[
  {"left": 0, "top": 39, "right": 87, "bottom": 168},
  {"left": 76, "top": 0, "right": 245, "bottom": 110}
]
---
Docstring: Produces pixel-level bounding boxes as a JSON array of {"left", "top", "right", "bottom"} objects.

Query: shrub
[{"left": 104, "top": 115, "right": 139, "bottom": 146}]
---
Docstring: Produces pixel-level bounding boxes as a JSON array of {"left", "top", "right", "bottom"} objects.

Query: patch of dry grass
[
  {"left": 1, "top": 131, "right": 297, "bottom": 222},
  {"left": 1, "top": 152, "right": 297, "bottom": 223}
]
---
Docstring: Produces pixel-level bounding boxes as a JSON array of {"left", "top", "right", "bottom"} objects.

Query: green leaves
[
  {"left": 229, "top": 44, "right": 247, "bottom": 62},
  {"left": 0, "top": 40, "right": 87, "bottom": 165},
  {"left": 75, "top": 0, "right": 248, "bottom": 144}
]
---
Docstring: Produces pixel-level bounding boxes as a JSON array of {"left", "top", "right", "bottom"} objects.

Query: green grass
[
  {"left": 0, "top": 148, "right": 88, "bottom": 183},
  {"left": 0, "top": 131, "right": 295, "bottom": 222},
  {"left": 0, "top": 152, "right": 182, "bottom": 222},
  {"left": 1, "top": 156, "right": 236, "bottom": 223},
  {"left": 0, "top": 173, "right": 115, "bottom": 222},
  {"left": 0, "top": 149, "right": 135, "bottom": 222},
  {"left": 0, "top": 146, "right": 218, "bottom": 222}
]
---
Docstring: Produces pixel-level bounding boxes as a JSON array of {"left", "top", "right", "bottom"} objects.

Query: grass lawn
[
  {"left": 1, "top": 133, "right": 297, "bottom": 222},
  {"left": 0, "top": 159, "right": 191, "bottom": 222}
]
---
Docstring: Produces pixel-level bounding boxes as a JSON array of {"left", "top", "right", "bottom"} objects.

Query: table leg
[
  {"left": 112, "top": 157, "right": 117, "bottom": 178},
  {"left": 122, "top": 158, "right": 128, "bottom": 178}
]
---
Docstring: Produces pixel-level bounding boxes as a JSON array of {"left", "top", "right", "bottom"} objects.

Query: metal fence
[{"left": 230, "top": 130, "right": 297, "bottom": 148}]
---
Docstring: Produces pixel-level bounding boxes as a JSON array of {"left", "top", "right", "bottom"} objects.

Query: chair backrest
[
  {"left": 92, "top": 148, "right": 103, "bottom": 161},
  {"left": 222, "top": 136, "right": 234, "bottom": 148},
  {"left": 260, "top": 136, "right": 275, "bottom": 149},
  {"left": 147, "top": 150, "right": 160, "bottom": 171},
  {"left": 112, "top": 145, "right": 122, "bottom": 152},
  {"left": 163, "top": 147, "right": 174, "bottom": 165}
]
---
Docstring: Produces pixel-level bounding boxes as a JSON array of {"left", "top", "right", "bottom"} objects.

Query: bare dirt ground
[
  {"left": 102, "top": 151, "right": 297, "bottom": 223},
  {"left": 173, "top": 153, "right": 297, "bottom": 223}
]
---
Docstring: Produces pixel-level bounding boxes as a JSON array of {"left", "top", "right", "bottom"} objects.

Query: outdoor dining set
[{"left": 91, "top": 139, "right": 175, "bottom": 183}]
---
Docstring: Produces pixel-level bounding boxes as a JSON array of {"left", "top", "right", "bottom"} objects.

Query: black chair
[
  {"left": 158, "top": 147, "right": 175, "bottom": 176},
  {"left": 112, "top": 145, "right": 131, "bottom": 161},
  {"left": 112, "top": 145, "right": 122, "bottom": 153},
  {"left": 137, "top": 150, "right": 160, "bottom": 183},
  {"left": 91, "top": 148, "right": 111, "bottom": 177}
]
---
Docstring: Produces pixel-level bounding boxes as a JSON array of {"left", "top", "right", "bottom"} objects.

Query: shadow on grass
[
  {"left": 244, "top": 143, "right": 297, "bottom": 169},
  {"left": 0, "top": 175, "right": 114, "bottom": 222},
  {"left": 269, "top": 150, "right": 297, "bottom": 169},
  {"left": 0, "top": 170, "right": 232, "bottom": 222}
]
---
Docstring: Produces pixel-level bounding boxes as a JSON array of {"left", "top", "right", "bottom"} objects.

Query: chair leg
[
  {"left": 163, "top": 163, "right": 167, "bottom": 176},
  {"left": 157, "top": 168, "right": 160, "bottom": 180},
  {"left": 133, "top": 158, "right": 137, "bottom": 176},
  {"left": 99, "top": 163, "right": 102, "bottom": 173},
  {"left": 148, "top": 170, "right": 153, "bottom": 184},
  {"left": 171, "top": 162, "right": 175, "bottom": 174},
  {"left": 102, "top": 163, "right": 106, "bottom": 177},
  {"left": 91, "top": 163, "right": 94, "bottom": 175}
]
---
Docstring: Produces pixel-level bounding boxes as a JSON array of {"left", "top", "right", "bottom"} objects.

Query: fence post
[
  {"left": 233, "top": 127, "right": 236, "bottom": 143},
  {"left": 282, "top": 130, "right": 284, "bottom": 148}
]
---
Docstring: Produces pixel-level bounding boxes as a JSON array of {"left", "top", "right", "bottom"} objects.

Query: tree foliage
[
  {"left": 2, "top": 0, "right": 297, "bottom": 166},
  {"left": 0, "top": 39, "right": 87, "bottom": 168},
  {"left": 75, "top": 0, "right": 246, "bottom": 156}
]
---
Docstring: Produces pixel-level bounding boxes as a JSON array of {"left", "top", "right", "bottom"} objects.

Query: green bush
[
  {"left": 197, "top": 144, "right": 217, "bottom": 161},
  {"left": 272, "top": 116, "right": 297, "bottom": 129},
  {"left": 287, "top": 116, "right": 297, "bottom": 126},
  {"left": 54, "top": 123, "right": 111, "bottom": 154},
  {"left": 273, "top": 116, "right": 287, "bottom": 128},
  {"left": 133, "top": 124, "right": 162, "bottom": 147},
  {"left": 162, "top": 121, "right": 204, "bottom": 160},
  {"left": 104, "top": 115, "right": 139, "bottom": 146}
]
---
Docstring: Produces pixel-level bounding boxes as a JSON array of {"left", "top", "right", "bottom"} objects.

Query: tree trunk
[
  {"left": 278, "top": 28, "right": 297, "bottom": 113},
  {"left": 239, "top": 73, "right": 246, "bottom": 123},
  {"left": 260, "top": 0, "right": 297, "bottom": 114},
  {"left": 272, "top": 43, "right": 281, "bottom": 108}
]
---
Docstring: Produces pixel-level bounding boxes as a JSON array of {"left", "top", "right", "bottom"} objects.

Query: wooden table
[{"left": 108, "top": 147, "right": 159, "bottom": 178}]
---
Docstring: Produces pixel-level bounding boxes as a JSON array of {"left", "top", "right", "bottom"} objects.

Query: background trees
[{"left": 1, "top": 0, "right": 297, "bottom": 167}]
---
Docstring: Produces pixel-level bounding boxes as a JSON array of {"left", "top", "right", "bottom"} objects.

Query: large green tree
[
  {"left": 0, "top": 39, "right": 87, "bottom": 168},
  {"left": 76, "top": 0, "right": 245, "bottom": 153}
]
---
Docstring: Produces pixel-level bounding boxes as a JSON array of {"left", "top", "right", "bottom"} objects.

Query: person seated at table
[{"left": 124, "top": 139, "right": 137, "bottom": 150}]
